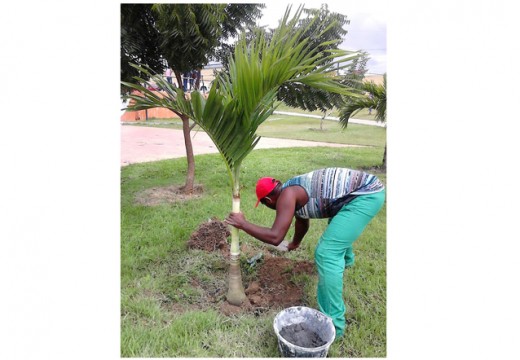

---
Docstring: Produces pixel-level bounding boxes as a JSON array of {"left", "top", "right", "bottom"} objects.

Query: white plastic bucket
[{"left": 273, "top": 306, "right": 336, "bottom": 357}]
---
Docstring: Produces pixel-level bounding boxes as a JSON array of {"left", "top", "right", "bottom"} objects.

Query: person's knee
[
  {"left": 315, "top": 241, "right": 345, "bottom": 275},
  {"left": 314, "top": 239, "right": 328, "bottom": 268}
]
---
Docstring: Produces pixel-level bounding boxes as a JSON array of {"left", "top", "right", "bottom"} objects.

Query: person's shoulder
[{"left": 280, "top": 185, "right": 302, "bottom": 200}]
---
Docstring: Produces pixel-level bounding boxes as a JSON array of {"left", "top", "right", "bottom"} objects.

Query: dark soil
[
  {"left": 187, "top": 219, "right": 316, "bottom": 316},
  {"left": 187, "top": 218, "right": 230, "bottom": 256},
  {"left": 280, "top": 323, "right": 326, "bottom": 348},
  {"left": 251, "top": 257, "right": 314, "bottom": 309}
]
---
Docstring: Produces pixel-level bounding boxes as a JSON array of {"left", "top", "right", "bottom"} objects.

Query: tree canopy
[
  {"left": 120, "top": 4, "right": 163, "bottom": 95},
  {"left": 339, "top": 74, "right": 387, "bottom": 168},
  {"left": 120, "top": 3, "right": 265, "bottom": 91},
  {"left": 276, "top": 4, "right": 353, "bottom": 113},
  {"left": 152, "top": 4, "right": 226, "bottom": 74}
]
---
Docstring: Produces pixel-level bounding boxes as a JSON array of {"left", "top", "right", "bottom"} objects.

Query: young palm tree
[
  {"left": 123, "top": 6, "right": 361, "bottom": 305},
  {"left": 339, "top": 74, "right": 387, "bottom": 169}
]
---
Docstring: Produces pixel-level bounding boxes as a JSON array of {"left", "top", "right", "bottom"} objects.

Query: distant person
[
  {"left": 200, "top": 75, "right": 207, "bottom": 93},
  {"left": 225, "top": 167, "right": 385, "bottom": 340},
  {"left": 189, "top": 70, "right": 196, "bottom": 90},
  {"left": 183, "top": 71, "right": 189, "bottom": 91},
  {"left": 165, "top": 67, "right": 173, "bottom": 84}
]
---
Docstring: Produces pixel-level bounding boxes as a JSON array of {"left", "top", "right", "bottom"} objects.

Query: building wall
[
  {"left": 120, "top": 106, "right": 179, "bottom": 121},
  {"left": 120, "top": 90, "right": 209, "bottom": 121}
]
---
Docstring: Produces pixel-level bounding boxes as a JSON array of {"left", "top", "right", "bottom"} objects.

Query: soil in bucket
[{"left": 279, "top": 323, "right": 326, "bottom": 348}]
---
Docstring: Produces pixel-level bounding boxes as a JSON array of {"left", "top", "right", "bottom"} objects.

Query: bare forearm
[
  {"left": 240, "top": 221, "right": 285, "bottom": 246},
  {"left": 224, "top": 203, "right": 295, "bottom": 247},
  {"left": 292, "top": 218, "right": 309, "bottom": 245}
]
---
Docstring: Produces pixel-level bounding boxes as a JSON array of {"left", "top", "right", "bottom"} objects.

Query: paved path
[{"left": 121, "top": 125, "right": 363, "bottom": 167}]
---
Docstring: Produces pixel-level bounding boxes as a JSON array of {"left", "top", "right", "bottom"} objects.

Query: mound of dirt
[
  {"left": 220, "top": 257, "right": 315, "bottom": 316},
  {"left": 187, "top": 218, "right": 230, "bottom": 254},
  {"left": 186, "top": 219, "right": 316, "bottom": 317},
  {"left": 246, "top": 257, "right": 315, "bottom": 308}
]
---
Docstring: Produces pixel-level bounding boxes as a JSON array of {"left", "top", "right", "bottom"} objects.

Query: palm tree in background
[
  {"left": 122, "top": 6, "right": 361, "bottom": 305},
  {"left": 339, "top": 74, "right": 387, "bottom": 169}
]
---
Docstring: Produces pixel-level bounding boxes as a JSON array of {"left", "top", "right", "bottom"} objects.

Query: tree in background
[
  {"left": 152, "top": 3, "right": 225, "bottom": 88},
  {"left": 151, "top": 3, "right": 226, "bottom": 194},
  {"left": 120, "top": 4, "right": 163, "bottom": 95},
  {"left": 339, "top": 74, "right": 387, "bottom": 169},
  {"left": 343, "top": 50, "right": 370, "bottom": 89},
  {"left": 276, "top": 5, "right": 351, "bottom": 118},
  {"left": 214, "top": 4, "right": 266, "bottom": 71},
  {"left": 122, "top": 5, "right": 361, "bottom": 305},
  {"left": 120, "top": 3, "right": 264, "bottom": 194}
]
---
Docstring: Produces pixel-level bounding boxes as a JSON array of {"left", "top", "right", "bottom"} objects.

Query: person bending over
[{"left": 225, "top": 167, "right": 385, "bottom": 339}]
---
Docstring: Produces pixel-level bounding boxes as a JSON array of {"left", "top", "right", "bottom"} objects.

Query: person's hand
[
  {"left": 287, "top": 242, "right": 300, "bottom": 251},
  {"left": 224, "top": 212, "right": 246, "bottom": 230},
  {"left": 274, "top": 240, "right": 289, "bottom": 252}
]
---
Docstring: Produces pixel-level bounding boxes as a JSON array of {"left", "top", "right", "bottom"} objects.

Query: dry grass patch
[{"left": 135, "top": 184, "right": 204, "bottom": 206}]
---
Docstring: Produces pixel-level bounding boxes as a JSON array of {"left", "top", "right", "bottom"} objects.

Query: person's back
[{"left": 282, "top": 167, "right": 384, "bottom": 219}]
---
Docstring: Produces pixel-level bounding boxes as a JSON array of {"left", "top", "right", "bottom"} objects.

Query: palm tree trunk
[
  {"left": 181, "top": 114, "right": 195, "bottom": 194},
  {"left": 226, "top": 166, "right": 246, "bottom": 305}
]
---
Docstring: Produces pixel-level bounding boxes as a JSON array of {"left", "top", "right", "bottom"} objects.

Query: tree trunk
[
  {"left": 226, "top": 166, "right": 246, "bottom": 305},
  {"left": 170, "top": 70, "right": 196, "bottom": 194},
  {"left": 181, "top": 114, "right": 195, "bottom": 194},
  {"left": 175, "top": 71, "right": 183, "bottom": 89},
  {"left": 382, "top": 143, "right": 387, "bottom": 170}
]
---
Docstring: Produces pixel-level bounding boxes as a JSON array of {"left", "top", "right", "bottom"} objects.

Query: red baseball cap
[{"left": 255, "top": 177, "right": 277, "bottom": 207}]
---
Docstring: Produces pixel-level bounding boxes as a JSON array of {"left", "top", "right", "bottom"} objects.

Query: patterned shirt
[{"left": 281, "top": 167, "right": 384, "bottom": 219}]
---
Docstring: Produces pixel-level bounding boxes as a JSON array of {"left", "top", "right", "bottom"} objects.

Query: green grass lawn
[
  {"left": 257, "top": 116, "right": 386, "bottom": 148},
  {"left": 121, "top": 139, "right": 386, "bottom": 356},
  {"left": 274, "top": 101, "right": 379, "bottom": 120}
]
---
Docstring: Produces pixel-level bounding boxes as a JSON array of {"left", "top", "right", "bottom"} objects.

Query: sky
[{"left": 257, "top": 1, "right": 387, "bottom": 74}]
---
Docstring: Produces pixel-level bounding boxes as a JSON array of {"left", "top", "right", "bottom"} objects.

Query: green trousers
[{"left": 315, "top": 190, "right": 385, "bottom": 339}]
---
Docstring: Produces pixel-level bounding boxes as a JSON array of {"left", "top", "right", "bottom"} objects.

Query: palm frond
[
  {"left": 339, "top": 73, "right": 386, "bottom": 128},
  {"left": 123, "top": 5, "right": 364, "bottom": 174}
]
